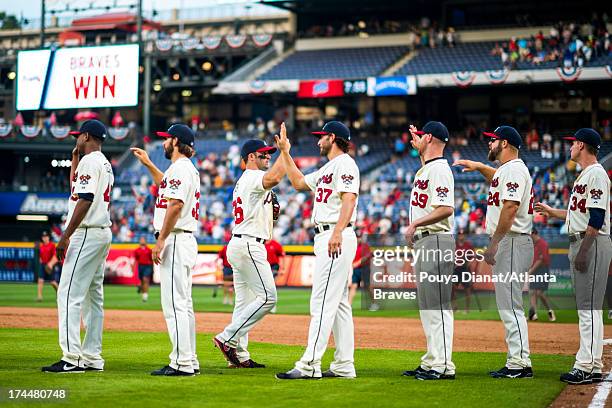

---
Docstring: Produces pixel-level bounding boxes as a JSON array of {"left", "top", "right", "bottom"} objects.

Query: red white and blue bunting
[
  {"left": 0, "top": 124, "right": 12, "bottom": 138},
  {"left": 451, "top": 71, "right": 476, "bottom": 88},
  {"left": 556, "top": 66, "right": 582, "bottom": 83},
  {"left": 485, "top": 69, "right": 509, "bottom": 85},
  {"left": 252, "top": 33, "right": 272, "bottom": 48},
  {"left": 156, "top": 38, "right": 173, "bottom": 52},
  {"left": 248, "top": 80, "right": 267, "bottom": 94},
  {"left": 108, "top": 127, "right": 130, "bottom": 141},
  {"left": 21, "top": 126, "right": 42, "bottom": 138},
  {"left": 225, "top": 34, "right": 247, "bottom": 48},
  {"left": 203, "top": 36, "right": 222, "bottom": 50},
  {"left": 50, "top": 126, "right": 71, "bottom": 139},
  {"left": 182, "top": 38, "right": 200, "bottom": 50}
]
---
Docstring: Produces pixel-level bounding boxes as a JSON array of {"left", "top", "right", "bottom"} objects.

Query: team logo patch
[
  {"left": 590, "top": 189, "right": 604, "bottom": 200},
  {"left": 491, "top": 178, "right": 499, "bottom": 187},
  {"left": 436, "top": 187, "right": 449, "bottom": 198},
  {"left": 79, "top": 174, "right": 91, "bottom": 185},
  {"left": 573, "top": 184, "right": 587, "bottom": 194},
  {"left": 341, "top": 174, "right": 354, "bottom": 185},
  {"left": 414, "top": 180, "right": 429, "bottom": 190},
  {"left": 72, "top": 172, "right": 78, "bottom": 183},
  {"left": 317, "top": 173, "right": 333, "bottom": 186},
  {"left": 169, "top": 179, "right": 181, "bottom": 190},
  {"left": 506, "top": 182, "right": 519, "bottom": 193},
  {"left": 160, "top": 179, "right": 167, "bottom": 189}
]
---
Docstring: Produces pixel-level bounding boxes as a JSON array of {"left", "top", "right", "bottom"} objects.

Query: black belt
[
  {"left": 569, "top": 232, "right": 586, "bottom": 243},
  {"left": 414, "top": 230, "right": 431, "bottom": 242},
  {"left": 233, "top": 234, "right": 265, "bottom": 243},
  {"left": 314, "top": 223, "right": 352, "bottom": 235},
  {"left": 154, "top": 230, "right": 193, "bottom": 240}
]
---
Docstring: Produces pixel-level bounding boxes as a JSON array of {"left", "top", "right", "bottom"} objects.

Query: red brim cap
[
  {"left": 257, "top": 146, "right": 277, "bottom": 154},
  {"left": 413, "top": 130, "right": 426, "bottom": 135},
  {"left": 156, "top": 131, "right": 172, "bottom": 138},
  {"left": 483, "top": 131, "right": 500, "bottom": 139},
  {"left": 69, "top": 131, "right": 82, "bottom": 137},
  {"left": 563, "top": 136, "right": 577, "bottom": 141},
  {"left": 311, "top": 131, "right": 330, "bottom": 136}
]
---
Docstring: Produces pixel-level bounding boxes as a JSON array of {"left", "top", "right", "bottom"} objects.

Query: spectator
[
  {"left": 527, "top": 228, "right": 555, "bottom": 322},
  {"left": 36, "top": 231, "right": 60, "bottom": 302},
  {"left": 133, "top": 236, "right": 153, "bottom": 302}
]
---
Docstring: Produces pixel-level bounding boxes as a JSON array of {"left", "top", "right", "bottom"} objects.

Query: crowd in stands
[{"left": 490, "top": 16, "right": 611, "bottom": 69}]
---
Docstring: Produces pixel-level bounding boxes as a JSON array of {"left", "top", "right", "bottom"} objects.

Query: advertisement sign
[
  {"left": 366, "top": 76, "right": 417, "bottom": 96},
  {"left": 0, "top": 192, "right": 69, "bottom": 216},
  {"left": 17, "top": 44, "right": 140, "bottom": 110},
  {"left": 104, "top": 249, "right": 139, "bottom": 285},
  {"left": 343, "top": 79, "right": 367, "bottom": 95},
  {"left": 298, "top": 79, "right": 344, "bottom": 98}
]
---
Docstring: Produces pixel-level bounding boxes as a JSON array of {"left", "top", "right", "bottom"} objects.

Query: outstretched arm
[
  {"left": 275, "top": 126, "right": 309, "bottom": 191},
  {"left": 262, "top": 123, "right": 288, "bottom": 189},
  {"left": 453, "top": 159, "right": 497, "bottom": 183},
  {"left": 131, "top": 147, "right": 164, "bottom": 185},
  {"left": 534, "top": 202, "right": 567, "bottom": 220}
]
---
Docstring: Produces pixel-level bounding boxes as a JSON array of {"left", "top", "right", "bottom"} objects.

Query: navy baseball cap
[
  {"left": 414, "top": 121, "right": 449, "bottom": 143},
  {"left": 156, "top": 124, "right": 195, "bottom": 147},
  {"left": 70, "top": 119, "right": 107, "bottom": 141},
  {"left": 483, "top": 126, "right": 522, "bottom": 149},
  {"left": 563, "top": 128, "right": 601, "bottom": 150},
  {"left": 241, "top": 139, "right": 277, "bottom": 160},
  {"left": 311, "top": 121, "right": 351, "bottom": 141}
]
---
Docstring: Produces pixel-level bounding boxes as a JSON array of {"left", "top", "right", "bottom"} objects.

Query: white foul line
[{"left": 588, "top": 372, "right": 612, "bottom": 408}]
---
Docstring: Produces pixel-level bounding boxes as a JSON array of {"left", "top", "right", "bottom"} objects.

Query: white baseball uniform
[
  {"left": 154, "top": 157, "right": 200, "bottom": 374},
  {"left": 293, "top": 153, "right": 359, "bottom": 378},
  {"left": 486, "top": 158, "right": 534, "bottom": 369},
  {"left": 566, "top": 163, "right": 612, "bottom": 374},
  {"left": 57, "top": 150, "right": 113, "bottom": 369},
  {"left": 410, "top": 158, "right": 455, "bottom": 375},
  {"left": 217, "top": 169, "right": 277, "bottom": 361}
]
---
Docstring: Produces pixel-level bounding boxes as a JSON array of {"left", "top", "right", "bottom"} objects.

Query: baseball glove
[{"left": 271, "top": 191, "right": 280, "bottom": 221}]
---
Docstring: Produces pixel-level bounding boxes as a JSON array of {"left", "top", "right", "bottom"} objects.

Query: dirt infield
[{"left": 2, "top": 306, "right": 611, "bottom": 355}]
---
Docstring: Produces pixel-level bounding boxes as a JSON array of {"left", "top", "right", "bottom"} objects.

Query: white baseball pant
[
  {"left": 160, "top": 232, "right": 199, "bottom": 373},
  {"left": 294, "top": 227, "right": 357, "bottom": 378},
  {"left": 57, "top": 227, "right": 111, "bottom": 369}
]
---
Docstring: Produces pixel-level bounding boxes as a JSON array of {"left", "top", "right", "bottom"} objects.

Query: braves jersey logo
[
  {"left": 341, "top": 174, "right": 354, "bottom": 185},
  {"left": 491, "top": 178, "right": 499, "bottom": 187},
  {"left": 506, "top": 182, "right": 519, "bottom": 193},
  {"left": 317, "top": 173, "right": 333, "bottom": 186},
  {"left": 72, "top": 172, "right": 78, "bottom": 183},
  {"left": 160, "top": 179, "right": 167, "bottom": 189},
  {"left": 414, "top": 180, "right": 429, "bottom": 190},
  {"left": 573, "top": 184, "right": 587, "bottom": 194},
  {"left": 169, "top": 179, "right": 181, "bottom": 190},
  {"left": 436, "top": 186, "right": 449, "bottom": 198},
  {"left": 79, "top": 174, "right": 91, "bottom": 185},
  {"left": 590, "top": 189, "right": 604, "bottom": 200}
]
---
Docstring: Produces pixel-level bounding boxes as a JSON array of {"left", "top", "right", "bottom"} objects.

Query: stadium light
[
  {"left": 51, "top": 160, "right": 58, "bottom": 167},
  {"left": 172, "top": 73, "right": 180, "bottom": 81},
  {"left": 153, "top": 84, "right": 162, "bottom": 92},
  {"left": 7, "top": 71, "right": 16, "bottom": 80},
  {"left": 202, "top": 61, "right": 213, "bottom": 72},
  {"left": 181, "top": 90, "right": 192, "bottom": 97},
  {"left": 17, "top": 214, "right": 49, "bottom": 222}
]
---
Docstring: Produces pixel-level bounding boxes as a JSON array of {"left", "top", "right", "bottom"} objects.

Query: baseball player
[
  {"left": 535, "top": 128, "right": 612, "bottom": 385},
  {"left": 36, "top": 231, "right": 60, "bottom": 301},
  {"left": 454, "top": 126, "right": 534, "bottom": 378},
  {"left": 131, "top": 124, "right": 200, "bottom": 376},
  {"left": 42, "top": 119, "right": 113, "bottom": 373},
  {"left": 402, "top": 121, "right": 456, "bottom": 381},
  {"left": 213, "top": 127, "right": 286, "bottom": 369},
  {"left": 276, "top": 121, "right": 359, "bottom": 380}
]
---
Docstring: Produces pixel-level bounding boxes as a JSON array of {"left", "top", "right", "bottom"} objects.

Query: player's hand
[
  {"left": 152, "top": 239, "right": 165, "bottom": 265},
  {"left": 328, "top": 231, "right": 342, "bottom": 259},
  {"left": 575, "top": 250, "right": 588, "bottom": 273},
  {"left": 405, "top": 223, "right": 417, "bottom": 248},
  {"left": 56, "top": 235, "right": 70, "bottom": 262},
  {"left": 274, "top": 122, "right": 291, "bottom": 153},
  {"left": 131, "top": 147, "right": 152, "bottom": 166},
  {"left": 453, "top": 159, "right": 481, "bottom": 173},
  {"left": 72, "top": 147, "right": 79, "bottom": 158},
  {"left": 533, "top": 202, "right": 552, "bottom": 216},
  {"left": 484, "top": 242, "right": 498, "bottom": 266}
]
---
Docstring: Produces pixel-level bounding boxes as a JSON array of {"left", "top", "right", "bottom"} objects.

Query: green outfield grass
[
  {"left": 0, "top": 283, "right": 601, "bottom": 324},
  {"left": 0, "top": 328, "right": 574, "bottom": 408}
]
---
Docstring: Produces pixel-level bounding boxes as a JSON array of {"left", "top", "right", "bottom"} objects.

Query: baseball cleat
[
  {"left": 548, "top": 310, "right": 556, "bottom": 322},
  {"left": 228, "top": 359, "right": 266, "bottom": 369},
  {"left": 489, "top": 366, "right": 533, "bottom": 379},
  {"left": 560, "top": 368, "right": 594, "bottom": 384},
  {"left": 194, "top": 368, "right": 201, "bottom": 375},
  {"left": 213, "top": 337, "right": 241, "bottom": 366},
  {"left": 402, "top": 366, "right": 427, "bottom": 377},
  {"left": 150, "top": 365, "right": 194, "bottom": 376},
  {"left": 275, "top": 369, "right": 321, "bottom": 380},
  {"left": 415, "top": 370, "right": 455, "bottom": 380},
  {"left": 42, "top": 360, "right": 85, "bottom": 373},
  {"left": 321, "top": 370, "right": 355, "bottom": 379},
  {"left": 84, "top": 366, "right": 104, "bottom": 372},
  {"left": 591, "top": 372, "right": 603, "bottom": 383}
]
